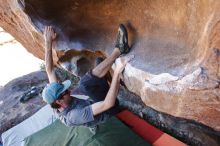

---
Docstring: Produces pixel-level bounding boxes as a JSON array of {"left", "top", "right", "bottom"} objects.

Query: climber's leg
[
  {"left": 92, "top": 47, "right": 120, "bottom": 78},
  {"left": 92, "top": 24, "right": 131, "bottom": 78}
]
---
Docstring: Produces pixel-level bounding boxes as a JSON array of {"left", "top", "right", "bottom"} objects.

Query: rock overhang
[{"left": 22, "top": 0, "right": 216, "bottom": 75}]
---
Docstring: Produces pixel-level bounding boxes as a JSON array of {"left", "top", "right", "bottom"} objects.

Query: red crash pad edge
[{"left": 116, "top": 110, "right": 186, "bottom": 146}]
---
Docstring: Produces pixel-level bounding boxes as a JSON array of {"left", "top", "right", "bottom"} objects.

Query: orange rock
[{"left": 0, "top": 0, "right": 219, "bottom": 132}]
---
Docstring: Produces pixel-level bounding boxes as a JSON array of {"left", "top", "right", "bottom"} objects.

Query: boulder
[
  {"left": 0, "top": 0, "right": 219, "bottom": 134},
  {"left": 0, "top": 71, "right": 47, "bottom": 138}
]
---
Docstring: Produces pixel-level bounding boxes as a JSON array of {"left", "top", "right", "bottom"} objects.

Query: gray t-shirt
[
  {"left": 56, "top": 97, "right": 111, "bottom": 128},
  {"left": 56, "top": 71, "right": 119, "bottom": 128}
]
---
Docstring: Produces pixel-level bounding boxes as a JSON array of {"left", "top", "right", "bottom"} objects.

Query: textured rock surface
[
  {"left": 0, "top": 71, "right": 47, "bottom": 138},
  {"left": 0, "top": 0, "right": 220, "bottom": 134}
]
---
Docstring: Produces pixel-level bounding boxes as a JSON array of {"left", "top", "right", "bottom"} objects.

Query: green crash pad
[{"left": 24, "top": 116, "right": 151, "bottom": 146}]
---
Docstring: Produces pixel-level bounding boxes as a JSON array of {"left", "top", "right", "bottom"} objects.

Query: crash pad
[{"left": 24, "top": 117, "right": 151, "bottom": 146}]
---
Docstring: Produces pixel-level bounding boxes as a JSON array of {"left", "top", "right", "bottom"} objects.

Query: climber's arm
[
  {"left": 91, "top": 70, "right": 120, "bottom": 116},
  {"left": 44, "top": 26, "right": 58, "bottom": 83},
  {"left": 91, "top": 55, "right": 134, "bottom": 116}
]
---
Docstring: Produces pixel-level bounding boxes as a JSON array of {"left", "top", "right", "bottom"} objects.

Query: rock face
[{"left": 0, "top": 0, "right": 220, "bottom": 133}]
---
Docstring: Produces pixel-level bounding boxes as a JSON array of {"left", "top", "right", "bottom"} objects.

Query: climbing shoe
[{"left": 115, "top": 24, "right": 130, "bottom": 54}]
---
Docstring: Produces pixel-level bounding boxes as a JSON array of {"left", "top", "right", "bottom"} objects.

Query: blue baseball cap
[{"left": 42, "top": 80, "right": 71, "bottom": 104}]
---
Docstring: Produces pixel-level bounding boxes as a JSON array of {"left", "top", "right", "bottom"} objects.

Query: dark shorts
[{"left": 79, "top": 71, "right": 119, "bottom": 114}]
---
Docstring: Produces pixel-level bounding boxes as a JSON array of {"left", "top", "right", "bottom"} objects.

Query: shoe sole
[
  {"left": 119, "top": 24, "right": 130, "bottom": 54},
  {"left": 119, "top": 24, "right": 128, "bottom": 44}
]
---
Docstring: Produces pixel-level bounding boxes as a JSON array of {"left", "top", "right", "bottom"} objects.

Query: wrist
[
  {"left": 113, "top": 70, "right": 120, "bottom": 78},
  {"left": 45, "top": 41, "right": 52, "bottom": 49},
  {"left": 45, "top": 39, "right": 52, "bottom": 45},
  {"left": 114, "top": 69, "right": 119, "bottom": 75}
]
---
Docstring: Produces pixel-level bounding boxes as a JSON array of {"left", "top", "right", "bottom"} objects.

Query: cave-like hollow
[{"left": 22, "top": 0, "right": 216, "bottom": 76}]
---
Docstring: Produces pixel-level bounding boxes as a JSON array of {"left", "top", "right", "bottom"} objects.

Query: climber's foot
[{"left": 115, "top": 24, "right": 130, "bottom": 54}]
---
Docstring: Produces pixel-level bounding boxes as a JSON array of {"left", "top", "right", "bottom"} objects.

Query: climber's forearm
[
  {"left": 91, "top": 72, "right": 120, "bottom": 116},
  {"left": 45, "top": 41, "right": 57, "bottom": 83},
  {"left": 103, "top": 71, "right": 120, "bottom": 108}
]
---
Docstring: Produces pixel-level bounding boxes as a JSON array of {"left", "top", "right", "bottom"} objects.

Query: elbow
[
  {"left": 45, "top": 64, "right": 52, "bottom": 71},
  {"left": 45, "top": 67, "right": 50, "bottom": 73},
  {"left": 46, "top": 67, "right": 54, "bottom": 74},
  {"left": 104, "top": 101, "right": 114, "bottom": 110}
]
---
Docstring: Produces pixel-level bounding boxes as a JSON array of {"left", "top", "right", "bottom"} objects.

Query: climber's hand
[
  {"left": 44, "top": 26, "right": 57, "bottom": 46},
  {"left": 115, "top": 55, "right": 134, "bottom": 74}
]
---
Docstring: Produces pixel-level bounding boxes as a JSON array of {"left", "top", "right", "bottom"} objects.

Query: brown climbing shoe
[{"left": 115, "top": 24, "right": 130, "bottom": 54}]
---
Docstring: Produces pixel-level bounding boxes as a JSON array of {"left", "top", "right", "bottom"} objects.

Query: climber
[{"left": 42, "top": 25, "right": 133, "bottom": 133}]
